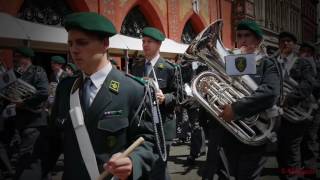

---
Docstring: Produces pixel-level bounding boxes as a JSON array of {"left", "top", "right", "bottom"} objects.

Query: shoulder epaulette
[
  {"left": 125, "top": 73, "right": 146, "bottom": 85},
  {"left": 164, "top": 59, "right": 178, "bottom": 68}
]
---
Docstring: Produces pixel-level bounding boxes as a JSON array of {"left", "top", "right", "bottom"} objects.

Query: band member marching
[
  {"left": 275, "top": 32, "right": 317, "bottom": 180},
  {"left": 131, "top": 27, "right": 177, "bottom": 180},
  {"left": 18, "top": 12, "right": 158, "bottom": 180},
  {"left": 201, "top": 19, "right": 281, "bottom": 180}
]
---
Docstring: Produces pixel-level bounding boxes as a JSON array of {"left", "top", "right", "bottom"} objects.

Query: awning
[
  {"left": 0, "top": 12, "right": 67, "bottom": 52},
  {"left": 0, "top": 12, "right": 188, "bottom": 58},
  {"left": 109, "top": 34, "right": 188, "bottom": 58}
]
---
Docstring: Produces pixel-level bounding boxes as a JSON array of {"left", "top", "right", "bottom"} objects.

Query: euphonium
[
  {"left": 272, "top": 50, "right": 318, "bottom": 123},
  {"left": 183, "top": 20, "right": 278, "bottom": 146},
  {"left": 0, "top": 69, "right": 36, "bottom": 103},
  {"left": 282, "top": 77, "right": 318, "bottom": 122}
]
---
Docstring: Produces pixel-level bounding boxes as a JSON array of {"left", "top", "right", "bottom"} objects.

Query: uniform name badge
[{"left": 225, "top": 53, "right": 256, "bottom": 76}]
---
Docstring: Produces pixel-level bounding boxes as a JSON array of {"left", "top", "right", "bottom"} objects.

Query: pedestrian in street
[
  {"left": 20, "top": 12, "right": 158, "bottom": 180},
  {"left": 202, "top": 19, "right": 280, "bottom": 180},
  {"left": 11, "top": 47, "right": 49, "bottom": 180},
  {"left": 299, "top": 42, "right": 319, "bottom": 180},
  {"left": 131, "top": 27, "right": 177, "bottom": 180},
  {"left": 65, "top": 62, "right": 78, "bottom": 76},
  {"left": 275, "top": 32, "right": 316, "bottom": 180},
  {"left": 49, "top": 55, "right": 68, "bottom": 83}
]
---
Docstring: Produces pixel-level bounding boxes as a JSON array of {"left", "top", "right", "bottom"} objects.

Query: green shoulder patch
[{"left": 125, "top": 74, "right": 146, "bottom": 85}]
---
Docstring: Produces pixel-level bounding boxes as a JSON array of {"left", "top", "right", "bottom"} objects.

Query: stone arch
[
  {"left": 179, "top": 12, "right": 206, "bottom": 42},
  {"left": 120, "top": 6, "right": 149, "bottom": 37},
  {"left": 17, "top": 0, "right": 74, "bottom": 25},
  {"left": 65, "top": 0, "right": 89, "bottom": 12},
  {"left": 120, "top": 0, "right": 166, "bottom": 35}
]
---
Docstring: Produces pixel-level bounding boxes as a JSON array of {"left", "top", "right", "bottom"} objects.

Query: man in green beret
[
  {"left": 131, "top": 27, "right": 177, "bottom": 180},
  {"left": 23, "top": 12, "right": 157, "bottom": 180},
  {"left": 50, "top": 55, "right": 68, "bottom": 83},
  {"left": 65, "top": 62, "right": 79, "bottom": 76},
  {"left": 297, "top": 41, "right": 319, "bottom": 180},
  {"left": 274, "top": 32, "right": 316, "bottom": 180},
  {"left": 11, "top": 47, "right": 49, "bottom": 180},
  {"left": 202, "top": 19, "right": 280, "bottom": 180},
  {"left": 300, "top": 42, "right": 317, "bottom": 75}
]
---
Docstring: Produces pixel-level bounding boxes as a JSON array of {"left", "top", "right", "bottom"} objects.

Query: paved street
[
  {"left": 50, "top": 143, "right": 281, "bottom": 180},
  {"left": 167, "top": 144, "right": 280, "bottom": 180}
]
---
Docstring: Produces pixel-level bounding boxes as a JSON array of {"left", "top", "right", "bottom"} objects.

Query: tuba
[{"left": 183, "top": 20, "right": 278, "bottom": 146}]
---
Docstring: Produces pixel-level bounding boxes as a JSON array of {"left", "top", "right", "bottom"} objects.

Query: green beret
[
  {"left": 15, "top": 47, "right": 34, "bottom": 58},
  {"left": 64, "top": 12, "right": 117, "bottom": 36},
  {"left": 278, "top": 31, "right": 297, "bottom": 43},
  {"left": 237, "top": 19, "right": 263, "bottom": 39},
  {"left": 300, "top": 42, "right": 316, "bottom": 52},
  {"left": 142, "top": 27, "right": 165, "bottom": 42},
  {"left": 66, "top": 63, "right": 78, "bottom": 72},
  {"left": 51, "top": 56, "right": 66, "bottom": 64}
]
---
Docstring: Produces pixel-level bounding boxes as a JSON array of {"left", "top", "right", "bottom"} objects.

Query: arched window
[
  {"left": 121, "top": 6, "right": 149, "bottom": 38},
  {"left": 181, "top": 19, "right": 196, "bottom": 44},
  {"left": 18, "top": 0, "right": 72, "bottom": 26}
]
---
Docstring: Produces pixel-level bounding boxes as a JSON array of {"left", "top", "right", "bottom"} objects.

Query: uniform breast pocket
[
  {"left": 97, "top": 116, "right": 129, "bottom": 133},
  {"left": 158, "top": 78, "right": 167, "bottom": 89},
  {"left": 96, "top": 117, "right": 129, "bottom": 152}
]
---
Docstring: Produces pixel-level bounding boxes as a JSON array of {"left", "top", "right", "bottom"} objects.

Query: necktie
[
  {"left": 81, "top": 77, "right": 92, "bottom": 114},
  {"left": 144, "top": 61, "right": 152, "bottom": 76}
]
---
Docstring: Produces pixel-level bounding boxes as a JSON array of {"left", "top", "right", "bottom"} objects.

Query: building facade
[
  {"left": 0, "top": 0, "right": 234, "bottom": 68},
  {"left": 316, "top": 1, "right": 320, "bottom": 52},
  {"left": 235, "top": 0, "right": 318, "bottom": 53}
]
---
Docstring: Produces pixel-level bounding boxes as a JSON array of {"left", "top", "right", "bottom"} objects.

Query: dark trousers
[
  {"left": 187, "top": 108, "right": 206, "bottom": 158},
  {"left": 277, "top": 119, "right": 307, "bottom": 180},
  {"left": 149, "top": 144, "right": 171, "bottom": 180},
  {"left": 203, "top": 125, "right": 267, "bottom": 180},
  {"left": 0, "top": 141, "right": 14, "bottom": 175},
  {"left": 14, "top": 127, "right": 46, "bottom": 180},
  {"left": 176, "top": 108, "right": 190, "bottom": 142},
  {"left": 301, "top": 110, "right": 320, "bottom": 179}
]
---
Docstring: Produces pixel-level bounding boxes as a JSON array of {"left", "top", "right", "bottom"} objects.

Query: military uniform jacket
[
  {"left": 49, "top": 70, "right": 68, "bottom": 83},
  {"left": 15, "top": 64, "right": 49, "bottom": 129},
  {"left": 285, "top": 57, "right": 316, "bottom": 105},
  {"left": 49, "top": 68, "right": 156, "bottom": 180},
  {"left": 131, "top": 57, "right": 177, "bottom": 140},
  {"left": 231, "top": 56, "right": 281, "bottom": 120}
]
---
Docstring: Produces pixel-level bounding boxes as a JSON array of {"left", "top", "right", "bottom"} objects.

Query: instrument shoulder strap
[
  {"left": 267, "top": 54, "right": 285, "bottom": 106},
  {"left": 69, "top": 78, "right": 100, "bottom": 179}
]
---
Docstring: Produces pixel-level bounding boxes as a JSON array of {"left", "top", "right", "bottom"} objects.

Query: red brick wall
[
  {"left": 0, "top": 0, "right": 234, "bottom": 66},
  {"left": 0, "top": 0, "right": 233, "bottom": 43}
]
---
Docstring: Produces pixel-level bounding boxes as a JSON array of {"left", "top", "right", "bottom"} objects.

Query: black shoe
[
  {"left": 199, "top": 151, "right": 206, "bottom": 157},
  {"left": 185, "top": 155, "right": 196, "bottom": 166}
]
